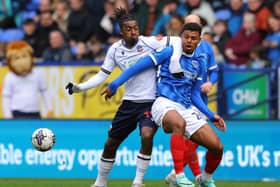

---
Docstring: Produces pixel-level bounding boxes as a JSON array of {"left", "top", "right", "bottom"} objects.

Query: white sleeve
[
  {"left": 78, "top": 45, "right": 116, "bottom": 91},
  {"left": 2, "top": 96, "right": 12, "bottom": 118},
  {"left": 78, "top": 70, "right": 109, "bottom": 91},
  {"left": 169, "top": 36, "right": 183, "bottom": 73},
  {"left": 141, "top": 36, "right": 166, "bottom": 50},
  {"left": 100, "top": 45, "right": 117, "bottom": 73},
  {"left": 2, "top": 74, "right": 13, "bottom": 118}
]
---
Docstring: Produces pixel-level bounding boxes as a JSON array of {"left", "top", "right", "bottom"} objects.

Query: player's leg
[
  {"left": 165, "top": 139, "right": 200, "bottom": 186},
  {"left": 132, "top": 102, "right": 158, "bottom": 187},
  {"left": 184, "top": 139, "right": 201, "bottom": 179},
  {"left": 190, "top": 124, "right": 223, "bottom": 187},
  {"left": 92, "top": 101, "right": 138, "bottom": 187},
  {"left": 152, "top": 97, "right": 194, "bottom": 187}
]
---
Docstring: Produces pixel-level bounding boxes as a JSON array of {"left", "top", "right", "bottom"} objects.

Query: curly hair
[{"left": 114, "top": 7, "right": 136, "bottom": 28}]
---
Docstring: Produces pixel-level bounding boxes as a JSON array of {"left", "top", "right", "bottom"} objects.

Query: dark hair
[
  {"left": 23, "top": 18, "right": 35, "bottom": 25},
  {"left": 114, "top": 7, "right": 136, "bottom": 28},
  {"left": 180, "top": 23, "right": 202, "bottom": 35}
]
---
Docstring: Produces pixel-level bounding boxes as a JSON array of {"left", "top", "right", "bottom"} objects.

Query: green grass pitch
[{"left": 0, "top": 179, "right": 279, "bottom": 187}]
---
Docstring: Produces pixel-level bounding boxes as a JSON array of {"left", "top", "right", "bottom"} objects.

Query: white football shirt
[{"left": 101, "top": 35, "right": 181, "bottom": 101}]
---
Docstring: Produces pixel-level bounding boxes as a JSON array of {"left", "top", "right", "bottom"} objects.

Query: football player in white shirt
[{"left": 65, "top": 8, "right": 181, "bottom": 187}]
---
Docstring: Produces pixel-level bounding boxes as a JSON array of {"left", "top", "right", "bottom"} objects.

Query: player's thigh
[
  {"left": 152, "top": 97, "right": 185, "bottom": 133},
  {"left": 109, "top": 101, "right": 138, "bottom": 141},
  {"left": 181, "top": 107, "right": 207, "bottom": 138},
  {"left": 137, "top": 102, "right": 158, "bottom": 138},
  {"left": 162, "top": 110, "right": 186, "bottom": 134},
  {"left": 191, "top": 124, "right": 223, "bottom": 152}
]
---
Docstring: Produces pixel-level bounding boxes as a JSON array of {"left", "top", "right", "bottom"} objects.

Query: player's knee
[
  {"left": 213, "top": 142, "right": 224, "bottom": 155},
  {"left": 141, "top": 127, "right": 156, "bottom": 140},
  {"left": 172, "top": 119, "right": 186, "bottom": 135},
  {"left": 104, "top": 138, "right": 121, "bottom": 152}
]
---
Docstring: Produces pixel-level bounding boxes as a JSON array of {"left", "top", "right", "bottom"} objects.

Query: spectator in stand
[
  {"left": 88, "top": 36, "right": 107, "bottom": 63},
  {"left": 224, "top": 12, "right": 262, "bottom": 68},
  {"left": 98, "top": 0, "right": 123, "bottom": 44},
  {"left": 42, "top": 30, "right": 72, "bottom": 62},
  {"left": 166, "top": 14, "right": 184, "bottom": 36},
  {"left": 151, "top": 0, "right": 183, "bottom": 36},
  {"left": 84, "top": 0, "right": 104, "bottom": 36},
  {"left": 133, "top": 0, "right": 163, "bottom": 35},
  {"left": 72, "top": 42, "right": 90, "bottom": 61},
  {"left": 262, "top": 15, "right": 280, "bottom": 70},
  {"left": 246, "top": 0, "right": 272, "bottom": 37},
  {"left": 227, "top": 0, "right": 246, "bottom": 36},
  {"left": 22, "top": 18, "right": 39, "bottom": 53},
  {"left": 247, "top": 45, "right": 271, "bottom": 69},
  {"left": 52, "top": 0, "right": 70, "bottom": 35},
  {"left": 67, "top": 0, "right": 94, "bottom": 45},
  {"left": 35, "top": 10, "right": 59, "bottom": 58},
  {"left": 202, "top": 31, "right": 225, "bottom": 64},
  {"left": 186, "top": 0, "right": 216, "bottom": 26},
  {"left": 33, "top": 0, "right": 54, "bottom": 23},
  {"left": 212, "top": 19, "right": 231, "bottom": 58},
  {"left": 272, "top": 0, "right": 280, "bottom": 19}
]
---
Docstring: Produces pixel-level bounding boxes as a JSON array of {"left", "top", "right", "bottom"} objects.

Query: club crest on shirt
[
  {"left": 137, "top": 45, "right": 144, "bottom": 52},
  {"left": 192, "top": 60, "right": 199, "bottom": 69}
]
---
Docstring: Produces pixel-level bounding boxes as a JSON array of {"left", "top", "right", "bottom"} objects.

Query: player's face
[
  {"left": 181, "top": 30, "right": 201, "bottom": 54},
  {"left": 121, "top": 20, "right": 139, "bottom": 47}
]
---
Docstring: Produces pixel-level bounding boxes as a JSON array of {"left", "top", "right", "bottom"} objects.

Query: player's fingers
[
  {"left": 101, "top": 90, "right": 106, "bottom": 96},
  {"left": 65, "top": 82, "right": 73, "bottom": 89},
  {"left": 219, "top": 119, "right": 226, "bottom": 132}
]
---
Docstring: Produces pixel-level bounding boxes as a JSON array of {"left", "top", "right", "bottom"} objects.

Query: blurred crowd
[{"left": 0, "top": 0, "right": 279, "bottom": 69}]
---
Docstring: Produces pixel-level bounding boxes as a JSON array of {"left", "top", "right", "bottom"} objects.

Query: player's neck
[{"left": 122, "top": 39, "right": 138, "bottom": 48}]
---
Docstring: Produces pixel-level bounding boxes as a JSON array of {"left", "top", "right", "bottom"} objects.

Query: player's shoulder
[
  {"left": 107, "top": 40, "right": 123, "bottom": 51},
  {"left": 139, "top": 35, "right": 163, "bottom": 46},
  {"left": 199, "top": 40, "right": 213, "bottom": 50},
  {"left": 4, "top": 72, "right": 14, "bottom": 81}
]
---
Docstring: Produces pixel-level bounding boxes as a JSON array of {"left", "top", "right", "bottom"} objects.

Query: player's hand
[
  {"left": 65, "top": 82, "right": 81, "bottom": 95},
  {"left": 101, "top": 87, "right": 114, "bottom": 101},
  {"left": 201, "top": 82, "right": 213, "bottom": 93},
  {"left": 212, "top": 114, "right": 226, "bottom": 132}
]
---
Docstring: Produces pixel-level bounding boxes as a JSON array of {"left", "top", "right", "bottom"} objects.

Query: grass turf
[{"left": 0, "top": 179, "right": 279, "bottom": 187}]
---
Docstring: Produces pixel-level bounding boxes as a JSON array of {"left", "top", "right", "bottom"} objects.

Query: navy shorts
[
  {"left": 12, "top": 110, "right": 41, "bottom": 119},
  {"left": 108, "top": 100, "right": 158, "bottom": 141}
]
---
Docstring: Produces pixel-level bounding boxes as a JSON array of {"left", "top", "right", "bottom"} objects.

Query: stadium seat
[{"left": 0, "top": 29, "right": 24, "bottom": 42}]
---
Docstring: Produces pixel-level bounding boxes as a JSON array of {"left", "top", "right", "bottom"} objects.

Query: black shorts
[
  {"left": 12, "top": 110, "right": 41, "bottom": 119},
  {"left": 108, "top": 100, "right": 158, "bottom": 141}
]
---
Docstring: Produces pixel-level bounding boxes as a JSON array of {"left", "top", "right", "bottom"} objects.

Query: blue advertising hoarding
[{"left": 0, "top": 120, "right": 279, "bottom": 180}]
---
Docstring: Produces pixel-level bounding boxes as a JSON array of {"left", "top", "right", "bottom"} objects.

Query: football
[{"left": 31, "top": 128, "right": 55, "bottom": 152}]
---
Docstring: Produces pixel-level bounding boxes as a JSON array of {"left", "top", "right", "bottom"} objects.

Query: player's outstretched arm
[
  {"left": 106, "top": 46, "right": 174, "bottom": 96},
  {"left": 191, "top": 79, "right": 226, "bottom": 131},
  {"left": 201, "top": 68, "right": 218, "bottom": 93},
  {"left": 65, "top": 70, "right": 109, "bottom": 95}
]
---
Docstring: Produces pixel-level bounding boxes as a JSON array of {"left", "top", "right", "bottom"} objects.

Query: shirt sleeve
[
  {"left": 2, "top": 73, "right": 13, "bottom": 97},
  {"left": 108, "top": 46, "right": 173, "bottom": 94},
  {"left": 2, "top": 74, "right": 13, "bottom": 118},
  {"left": 205, "top": 41, "right": 218, "bottom": 84},
  {"left": 100, "top": 45, "right": 117, "bottom": 74},
  {"left": 191, "top": 79, "right": 215, "bottom": 121}
]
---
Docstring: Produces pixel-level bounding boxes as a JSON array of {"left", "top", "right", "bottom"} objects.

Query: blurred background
[{"left": 0, "top": 0, "right": 279, "bottom": 183}]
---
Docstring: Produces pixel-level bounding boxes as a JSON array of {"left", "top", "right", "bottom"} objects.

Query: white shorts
[
  {"left": 151, "top": 97, "right": 207, "bottom": 138},
  {"left": 192, "top": 106, "right": 208, "bottom": 121}
]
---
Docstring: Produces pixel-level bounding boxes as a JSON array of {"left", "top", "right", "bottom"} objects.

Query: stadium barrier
[
  {"left": 0, "top": 119, "right": 279, "bottom": 181},
  {"left": 216, "top": 65, "right": 278, "bottom": 120}
]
